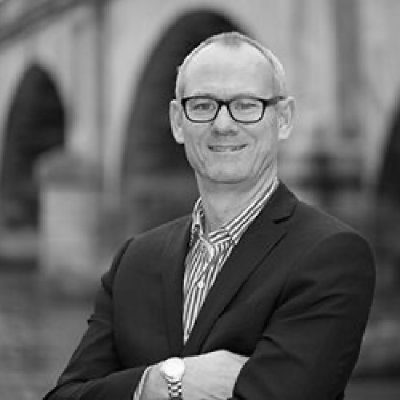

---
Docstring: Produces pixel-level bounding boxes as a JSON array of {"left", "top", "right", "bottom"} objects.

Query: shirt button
[{"left": 197, "top": 280, "right": 205, "bottom": 289}]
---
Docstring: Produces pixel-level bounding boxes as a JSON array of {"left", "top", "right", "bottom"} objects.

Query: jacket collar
[{"left": 160, "top": 182, "right": 297, "bottom": 356}]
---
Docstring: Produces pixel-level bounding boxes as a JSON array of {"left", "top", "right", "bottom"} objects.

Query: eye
[
  {"left": 233, "top": 98, "right": 261, "bottom": 112},
  {"left": 189, "top": 98, "right": 216, "bottom": 112}
]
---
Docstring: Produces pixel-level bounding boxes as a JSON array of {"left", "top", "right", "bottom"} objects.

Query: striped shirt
[{"left": 183, "top": 178, "right": 278, "bottom": 342}]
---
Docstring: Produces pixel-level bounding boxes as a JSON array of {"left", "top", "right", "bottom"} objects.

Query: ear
[
  {"left": 170, "top": 100, "right": 185, "bottom": 144},
  {"left": 277, "top": 96, "right": 295, "bottom": 141}
]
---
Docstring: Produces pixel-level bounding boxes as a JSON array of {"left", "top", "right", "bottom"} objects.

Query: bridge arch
[
  {"left": 0, "top": 63, "right": 66, "bottom": 228},
  {"left": 122, "top": 9, "right": 245, "bottom": 178}
]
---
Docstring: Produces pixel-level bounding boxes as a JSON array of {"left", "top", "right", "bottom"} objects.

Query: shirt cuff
[{"left": 133, "top": 366, "right": 152, "bottom": 400}]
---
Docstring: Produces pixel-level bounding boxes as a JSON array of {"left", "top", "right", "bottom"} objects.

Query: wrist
[{"left": 159, "top": 357, "right": 185, "bottom": 399}]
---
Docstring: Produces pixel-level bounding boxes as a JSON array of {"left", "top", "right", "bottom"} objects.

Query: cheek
[
  {"left": 182, "top": 134, "right": 206, "bottom": 166},
  {"left": 249, "top": 129, "right": 279, "bottom": 165},
  {"left": 182, "top": 127, "right": 207, "bottom": 153}
]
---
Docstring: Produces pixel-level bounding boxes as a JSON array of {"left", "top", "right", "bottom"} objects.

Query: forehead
[{"left": 183, "top": 42, "right": 275, "bottom": 97}]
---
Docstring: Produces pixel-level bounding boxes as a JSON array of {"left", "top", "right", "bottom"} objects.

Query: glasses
[{"left": 181, "top": 95, "right": 286, "bottom": 124}]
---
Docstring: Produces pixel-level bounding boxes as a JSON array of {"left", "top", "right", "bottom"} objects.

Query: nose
[{"left": 212, "top": 104, "right": 236, "bottom": 135}]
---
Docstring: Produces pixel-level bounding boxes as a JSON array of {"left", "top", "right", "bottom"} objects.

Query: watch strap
[{"left": 167, "top": 380, "right": 183, "bottom": 399}]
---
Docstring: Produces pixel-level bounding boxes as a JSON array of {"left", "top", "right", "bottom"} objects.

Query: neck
[{"left": 197, "top": 173, "right": 277, "bottom": 233}]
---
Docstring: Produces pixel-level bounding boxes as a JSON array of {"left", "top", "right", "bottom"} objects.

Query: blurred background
[{"left": 0, "top": 0, "right": 399, "bottom": 399}]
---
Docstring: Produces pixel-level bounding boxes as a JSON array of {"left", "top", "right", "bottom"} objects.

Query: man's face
[{"left": 170, "top": 42, "right": 293, "bottom": 190}]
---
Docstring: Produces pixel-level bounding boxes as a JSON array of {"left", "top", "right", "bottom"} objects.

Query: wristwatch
[{"left": 159, "top": 357, "right": 185, "bottom": 399}]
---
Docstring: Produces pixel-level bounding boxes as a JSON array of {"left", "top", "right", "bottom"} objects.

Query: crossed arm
[
  {"left": 139, "top": 350, "right": 247, "bottom": 400},
  {"left": 44, "top": 232, "right": 375, "bottom": 400}
]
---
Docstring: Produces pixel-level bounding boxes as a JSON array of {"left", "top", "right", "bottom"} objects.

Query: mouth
[{"left": 208, "top": 144, "right": 247, "bottom": 153}]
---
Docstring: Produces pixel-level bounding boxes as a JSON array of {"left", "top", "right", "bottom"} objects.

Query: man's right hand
[{"left": 140, "top": 350, "right": 248, "bottom": 400}]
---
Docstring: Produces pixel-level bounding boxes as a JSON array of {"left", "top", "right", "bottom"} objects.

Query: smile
[{"left": 208, "top": 144, "right": 247, "bottom": 152}]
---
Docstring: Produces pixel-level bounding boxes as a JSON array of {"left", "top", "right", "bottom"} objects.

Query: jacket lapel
[
  {"left": 160, "top": 217, "right": 191, "bottom": 356},
  {"left": 182, "top": 183, "right": 297, "bottom": 355}
]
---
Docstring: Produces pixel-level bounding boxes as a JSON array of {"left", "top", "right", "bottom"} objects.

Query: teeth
[{"left": 210, "top": 145, "right": 245, "bottom": 152}]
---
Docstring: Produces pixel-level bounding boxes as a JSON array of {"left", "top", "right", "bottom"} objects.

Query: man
[{"left": 44, "top": 32, "right": 375, "bottom": 400}]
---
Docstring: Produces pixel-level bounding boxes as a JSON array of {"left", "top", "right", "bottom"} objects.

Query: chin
[{"left": 207, "top": 171, "right": 248, "bottom": 184}]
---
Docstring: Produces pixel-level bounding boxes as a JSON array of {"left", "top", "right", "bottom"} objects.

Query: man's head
[
  {"left": 175, "top": 32, "right": 288, "bottom": 101},
  {"left": 170, "top": 32, "right": 295, "bottom": 192}
]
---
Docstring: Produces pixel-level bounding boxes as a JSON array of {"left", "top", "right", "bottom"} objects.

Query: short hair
[{"left": 174, "top": 31, "right": 288, "bottom": 99}]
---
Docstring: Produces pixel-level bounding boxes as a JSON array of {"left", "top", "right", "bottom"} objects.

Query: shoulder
[
  {"left": 106, "top": 214, "right": 191, "bottom": 275},
  {"left": 271, "top": 189, "right": 376, "bottom": 307},
  {"left": 288, "top": 192, "right": 364, "bottom": 246},
  {"left": 127, "top": 214, "right": 191, "bottom": 252},
  {"left": 266, "top": 182, "right": 357, "bottom": 240},
  {"left": 281, "top": 191, "right": 375, "bottom": 281},
  {"left": 275, "top": 184, "right": 375, "bottom": 271},
  {"left": 100, "top": 214, "right": 191, "bottom": 288}
]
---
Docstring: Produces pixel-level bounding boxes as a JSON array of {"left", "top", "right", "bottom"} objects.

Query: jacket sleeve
[
  {"left": 43, "top": 238, "right": 147, "bottom": 400},
  {"left": 231, "top": 231, "right": 375, "bottom": 400}
]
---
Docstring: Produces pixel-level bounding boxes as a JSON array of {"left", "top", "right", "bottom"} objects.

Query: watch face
[{"left": 161, "top": 357, "right": 185, "bottom": 381}]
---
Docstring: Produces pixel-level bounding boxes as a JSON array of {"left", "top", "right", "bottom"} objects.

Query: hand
[
  {"left": 182, "top": 350, "right": 248, "bottom": 400},
  {"left": 139, "top": 364, "right": 167, "bottom": 400},
  {"left": 140, "top": 350, "right": 248, "bottom": 400}
]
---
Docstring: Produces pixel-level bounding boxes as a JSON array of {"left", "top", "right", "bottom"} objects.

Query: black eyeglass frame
[{"left": 180, "top": 95, "right": 286, "bottom": 124}]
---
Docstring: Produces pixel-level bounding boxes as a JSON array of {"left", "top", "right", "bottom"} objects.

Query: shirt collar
[{"left": 190, "top": 177, "right": 279, "bottom": 246}]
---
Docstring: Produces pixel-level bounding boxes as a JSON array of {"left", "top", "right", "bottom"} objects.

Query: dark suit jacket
[{"left": 44, "top": 183, "right": 375, "bottom": 400}]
